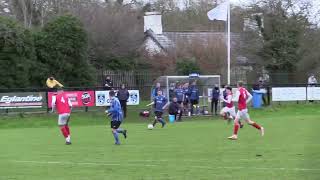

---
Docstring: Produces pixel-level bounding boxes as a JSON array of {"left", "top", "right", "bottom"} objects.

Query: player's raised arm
[
  {"left": 51, "top": 95, "right": 56, "bottom": 113},
  {"left": 68, "top": 98, "right": 72, "bottom": 111},
  {"left": 146, "top": 101, "right": 155, "bottom": 107}
]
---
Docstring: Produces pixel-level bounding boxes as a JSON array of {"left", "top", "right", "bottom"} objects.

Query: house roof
[{"left": 144, "top": 29, "right": 253, "bottom": 65}]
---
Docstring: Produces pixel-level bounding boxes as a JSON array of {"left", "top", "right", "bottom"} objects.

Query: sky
[{"left": 133, "top": 0, "right": 319, "bottom": 25}]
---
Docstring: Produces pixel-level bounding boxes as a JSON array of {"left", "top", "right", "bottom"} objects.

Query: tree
[
  {"left": 176, "top": 58, "right": 201, "bottom": 75},
  {"left": 74, "top": 2, "right": 144, "bottom": 71},
  {"left": 36, "top": 15, "right": 95, "bottom": 86},
  {"left": 0, "top": 16, "right": 36, "bottom": 88}
]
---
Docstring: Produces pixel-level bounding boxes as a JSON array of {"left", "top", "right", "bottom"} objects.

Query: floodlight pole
[{"left": 227, "top": 0, "right": 231, "bottom": 85}]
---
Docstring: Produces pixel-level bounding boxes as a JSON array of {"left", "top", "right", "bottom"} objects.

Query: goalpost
[{"left": 152, "top": 75, "right": 221, "bottom": 113}]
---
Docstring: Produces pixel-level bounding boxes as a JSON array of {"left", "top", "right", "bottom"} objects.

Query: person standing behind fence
[
  {"left": 308, "top": 74, "right": 317, "bottom": 102},
  {"left": 308, "top": 74, "right": 317, "bottom": 86},
  {"left": 117, "top": 84, "right": 130, "bottom": 118},
  {"left": 104, "top": 76, "right": 113, "bottom": 90},
  {"left": 211, "top": 84, "right": 220, "bottom": 116},
  {"left": 220, "top": 85, "right": 227, "bottom": 108}
]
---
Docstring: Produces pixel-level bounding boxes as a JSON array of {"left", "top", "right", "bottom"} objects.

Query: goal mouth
[{"left": 151, "top": 75, "right": 221, "bottom": 115}]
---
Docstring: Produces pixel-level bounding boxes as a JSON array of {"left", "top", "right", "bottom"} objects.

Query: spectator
[
  {"left": 211, "top": 84, "right": 220, "bottom": 115},
  {"left": 104, "top": 76, "right": 113, "bottom": 90},
  {"left": 308, "top": 74, "right": 317, "bottom": 87},
  {"left": 308, "top": 74, "right": 317, "bottom": 102},
  {"left": 117, "top": 84, "right": 130, "bottom": 118},
  {"left": 46, "top": 76, "right": 63, "bottom": 91},
  {"left": 258, "top": 80, "right": 267, "bottom": 105},
  {"left": 168, "top": 97, "right": 180, "bottom": 121},
  {"left": 188, "top": 81, "right": 199, "bottom": 115},
  {"left": 221, "top": 85, "right": 227, "bottom": 108},
  {"left": 151, "top": 82, "right": 161, "bottom": 98}
]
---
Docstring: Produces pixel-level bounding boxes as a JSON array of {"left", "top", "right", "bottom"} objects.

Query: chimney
[{"left": 144, "top": 12, "right": 163, "bottom": 34}]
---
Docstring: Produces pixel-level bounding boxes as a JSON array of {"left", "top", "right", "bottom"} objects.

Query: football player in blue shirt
[
  {"left": 106, "top": 91, "right": 127, "bottom": 145},
  {"left": 174, "top": 83, "right": 184, "bottom": 121},
  {"left": 188, "top": 81, "right": 200, "bottom": 115},
  {"left": 147, "top": 90, "right": 169, "bottom": 128}
]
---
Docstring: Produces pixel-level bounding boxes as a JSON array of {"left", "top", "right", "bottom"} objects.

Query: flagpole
[{"left": 227, "top": 0, "right": 231, "bottom": 85}]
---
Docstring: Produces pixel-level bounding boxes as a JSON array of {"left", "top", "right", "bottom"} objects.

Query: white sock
[{"left": 66, "top": 135, "right": 71, "bottom": 142}]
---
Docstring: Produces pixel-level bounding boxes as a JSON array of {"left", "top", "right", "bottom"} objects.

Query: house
[{"left": 142, "top": 11, "right": 255, "bottom": 84}]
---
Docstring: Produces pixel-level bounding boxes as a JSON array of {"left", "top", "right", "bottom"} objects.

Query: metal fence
[{"left": 0, "top": 82, "right": 319, "bottom": 115}]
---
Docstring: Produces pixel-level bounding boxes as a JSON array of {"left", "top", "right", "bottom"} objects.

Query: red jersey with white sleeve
[
  {"left": 234, "top": 87, "right": 252, "bottom": 111},
  {"left": 52, "top": 93, "right": 72, "bottom": 114},
  {"left": 225, "top": 92, "right": 234, "bottom": 108}
]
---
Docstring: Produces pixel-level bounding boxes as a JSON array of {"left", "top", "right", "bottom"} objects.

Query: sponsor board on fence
[
  {"left": 95, "top": 90, "right": 140, "bottom": 106},
  {"left": 272, "top": 87, "right": 306, "bottom": 101},
  {"left": 0, "top": 92, "right": 45, "bottom": 109},
  {"left": 48, "top": 91, "right": 95, "bottom": 108},
  {"left": 307, "top": 87, "right": 320, "bottom": 100}
]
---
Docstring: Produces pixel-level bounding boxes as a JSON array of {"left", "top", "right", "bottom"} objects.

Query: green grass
[{"left": 0, "top": 104, "right": 320, "bottom": 180}]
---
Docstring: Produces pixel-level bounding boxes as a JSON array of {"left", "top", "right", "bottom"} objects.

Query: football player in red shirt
[
  {"left": 228, "top": 82, "right": 264, "bottom": 140},
  {"left": 51, "top": 88, "right": 73, "bottom": 145}
]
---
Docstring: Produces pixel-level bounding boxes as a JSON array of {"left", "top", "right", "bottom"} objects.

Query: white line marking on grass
[
  {"left": 10, "top": 160, "right": 320, "bottom": 171},
  {"left": 190, "top": 165, "right": 320, "bottom": 172},
  {"left": 12, "top": 160, "right": 157, "bottom": 167}
]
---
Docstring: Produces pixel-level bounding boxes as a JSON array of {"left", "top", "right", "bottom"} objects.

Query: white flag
[{"left": 207, "top": 1, "right": 228, "bottom": 21}]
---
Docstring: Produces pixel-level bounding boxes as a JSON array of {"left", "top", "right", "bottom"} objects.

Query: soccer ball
[{"left": 147, "top": 124, "right": 154, "bottom": 129}]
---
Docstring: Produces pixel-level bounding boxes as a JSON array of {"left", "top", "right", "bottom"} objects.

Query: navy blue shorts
[
  {"left": 154, "top": 111, "right": 163, "bottom": 119},
  {"left": 111, "top": 121, "right": 121, "bottom": 129}
]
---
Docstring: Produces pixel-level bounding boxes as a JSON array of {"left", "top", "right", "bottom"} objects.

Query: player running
[
  {"left": 51, "top": 88, "right": 72, "bottom": 145},
  {"left": 220, "top": 86, "right": 244, "bottom": 128},
  {"left": 147, "top": 90, "right": 169, "bottom": 128},
  {"left": 106, "top": 91, "right": 127, "bottom": 145},
  {"left": 228, "top": 81, "right": 264, "bottom": 140},
  {"left": 220, "top": 86, "right": 236, "bottom": 121}
]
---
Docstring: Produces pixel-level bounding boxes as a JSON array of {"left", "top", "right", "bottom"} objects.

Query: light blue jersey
[{"left": 108, "top": 97, "right": 123, "bottom": 122}]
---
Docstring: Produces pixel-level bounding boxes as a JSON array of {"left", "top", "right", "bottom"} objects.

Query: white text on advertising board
[{"left": 0, "top": 95, "right": 42, "bottom": 103}]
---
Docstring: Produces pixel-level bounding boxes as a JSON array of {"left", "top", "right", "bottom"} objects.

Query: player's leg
[
  {"left": 156, "top": 112, "right": 166, "bottom": 128},
  {"left": 115, "top": 121, "right": 127, "bottom": 139},
  {"left": 65, "top": 114, "right": 71, "bottom": 143},
  {"left": 178, "top": 102, "right": 183, "bottom": 121},
  {"left": 228, "top": 111, "right": 241, "bottom": 140},
  {"left": 187, "top": 100, "right": 191, "bottom": 116},
  {"left": 190, "top": 100, "right": 195, "bottom": 115},
  {"left": 111, "top": 121, "right": 120, "bottom": 145},
  {"left": 243, "top": 110, "right": 264, "bottom": 136},
  {"left": 152, "top": 112, "right": 158, "bottom": 127},
  {"left": 58, "top": 114, "right": 71, "bottom": 145},
  {"left": 220, "top": 107, "right": 227, "bottom": 119}
]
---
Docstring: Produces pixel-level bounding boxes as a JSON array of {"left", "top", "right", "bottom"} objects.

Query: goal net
[{"left": 152, "top": 75, "right": 221, "bottom": 108}]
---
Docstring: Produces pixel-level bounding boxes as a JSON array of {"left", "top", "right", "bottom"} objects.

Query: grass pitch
[{"left": 0, "top": 104, "right": 320, "bottom": 180}]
